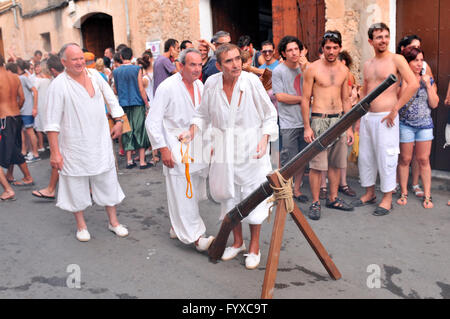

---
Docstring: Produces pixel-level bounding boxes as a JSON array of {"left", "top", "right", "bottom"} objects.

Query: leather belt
[{"left": 311, "top": 112, "right": 343, "bottom": 118}]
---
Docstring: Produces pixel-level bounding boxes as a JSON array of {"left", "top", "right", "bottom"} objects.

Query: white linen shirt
[
  {"left": 191, "top": 71, "right": 278, "bottom": 187},
  {"left": 146, "top": 72, "right": 207, "bottom": 176},
  {"left": 44, "top": 69, "right": 124, "bottom": 176}
]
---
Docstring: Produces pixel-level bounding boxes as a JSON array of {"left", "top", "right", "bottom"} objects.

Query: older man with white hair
[
  {"left": 45, "top": 43, "right": 128, "bottom": 242},
  {"left": 146, "top": 48, "right": 213, "bottom": 252}
]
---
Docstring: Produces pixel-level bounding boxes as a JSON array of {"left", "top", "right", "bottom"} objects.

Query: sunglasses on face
[{"left": 262, "top": 50, "right": 274, "bottom": 54}]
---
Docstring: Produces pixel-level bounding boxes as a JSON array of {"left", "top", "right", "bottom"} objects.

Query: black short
[{"left": 0, "top": 116, "right": 25, "bottom": 168}]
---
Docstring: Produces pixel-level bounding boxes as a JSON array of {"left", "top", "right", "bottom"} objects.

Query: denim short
[
  {"left": 399, "top": 123, "right": 433, "bottom": 143},
  {"left": 21, "top": 115, "right": 35, "bottom": 128}
]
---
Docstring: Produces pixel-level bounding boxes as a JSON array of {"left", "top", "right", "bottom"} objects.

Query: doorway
[
  {"left": 397, "top": 0, "right": 450, "bottom": 171},
  {"left": 81, "top": 13, "right": 115, "bottom": 58},
  {"left": 210, "top": 0, "right": 273, "bottom": 50}
]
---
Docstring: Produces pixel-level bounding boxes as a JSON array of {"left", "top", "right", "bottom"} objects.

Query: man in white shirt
[
  {"left": 45, "top": 43, "right": 128, "bottom": 242},
  {"left": 146, "top": 48, "right": 214, "bottom": 252},
  {"left": 181, "top": 43, "right": 278, "bottom": 269}
]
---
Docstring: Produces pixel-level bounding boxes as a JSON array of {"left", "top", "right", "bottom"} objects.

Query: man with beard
[
  {"left": 353, "top": 23, "right": 418, "bottom": 216},
  {"left": 301, "top": 30, "right": 354, "bottom": 220}
]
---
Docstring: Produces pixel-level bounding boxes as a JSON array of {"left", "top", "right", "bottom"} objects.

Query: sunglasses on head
[{"left": 323, "top": 32, "right": 340, "bottom": 40}]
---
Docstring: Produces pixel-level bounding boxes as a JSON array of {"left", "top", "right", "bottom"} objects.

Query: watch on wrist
[{"left": 114, "top": 118, "right": 124, "bottom": 124}]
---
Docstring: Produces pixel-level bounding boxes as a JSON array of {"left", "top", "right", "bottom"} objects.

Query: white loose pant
[
  {"left": 165, "top": 173, "right": 208, "bottom": 244},
  {"left": 219, "top": 181, "right": 270, "bottom": 225},
  {"left": 57, "top": 168, "right": 125, "bottom": 212},
  {"left": 358, "top": 112, "right": 399, "bottom": 193}
]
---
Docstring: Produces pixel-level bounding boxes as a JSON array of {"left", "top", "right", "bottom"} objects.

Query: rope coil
[{"left": 266, "top": 170, "right": 294, "bottom": 222}]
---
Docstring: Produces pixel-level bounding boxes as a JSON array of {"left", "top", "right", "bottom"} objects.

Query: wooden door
[
  {"left": 210, "top": 0, "right": 260, "bottom": 47},
  {"left": 397, "top": 0, "right": 450, "bottom": 171},
  {"left": 81, "top": 13, "right": 115, "bottom": 58},
  {"left": 272, "top": 0, "right": 325, "bottom": 61}
]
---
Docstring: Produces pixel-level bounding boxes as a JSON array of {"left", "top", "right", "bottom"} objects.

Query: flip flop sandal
[
  {"left": 12, "top": 180, "right": 35, "bottom": 187},
  {"left": 423, "top": 196, "right": 433, "bottom": 209},
  {"left": 351, "top": 197, "right": 377, "bottom": 207},
  {"left": 1, "top": 196, "right": 16, "bottom": 201},
  {"left": 31, "top": 190, "right": 56, "bottom": 200},
  {"left": 326, "top": 197, "right": 354, "bottom": 211},
  {"left": 396, "top": 193, "right": 408, "bottom": 206},
  {"left": 373, "top": 205, "right": 392, "bottom": 216}
]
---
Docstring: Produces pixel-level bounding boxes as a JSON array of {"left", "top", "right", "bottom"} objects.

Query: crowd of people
[{"left": 0, "top": 22, "right": 448, "bottom": 270}]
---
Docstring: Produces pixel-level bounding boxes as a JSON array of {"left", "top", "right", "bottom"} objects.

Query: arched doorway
[{"left": 81, "top": 13, "right": 115, "bottom": 58}]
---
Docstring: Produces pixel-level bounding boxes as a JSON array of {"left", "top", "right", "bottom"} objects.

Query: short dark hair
[
  {"left": 34, "top": 50, "right": 43, "bottom": 57},
  {"left": 261, "top": 40, "right": 274, "bottom": 49},
  {"left": 180, "top": 40, "right": 193, "bottom": 51},
  {"left": 368, "top": 22, "right": 390, "bottom": 40},
  {"left": 5, "top": 62, "right": 18, "bottom": 74},
  {"left": 396, "top": 34, "right": 422, "bottom": 54},
  {"left": 237, "top": 35, "right": 252, "bottom": 48},
  {"left": 277, "top": 36, "right": 303, "bottom": 60},
  {"left": 321, "top": 30, "right": 342, "bottom": 47},
  {"left": 16, "top": 59, "right": 31, "bottom": 71},
  {"left": 120, "top": 47, "right": 133, "bottom": 60},
  {"left": 103, "top": 56, "right": 111, "bottom": 68},
  {"left": 113, "top": 52, "right": 123, "bottom": 64},
  {"left": 164, "top": 39, "right": 178, "bottom": 52},
  {"left": 47, "top": 54, "right": 64, "bottom": 72},
  {"left": 0, "top": 53, "right": 4, "bottom": 66},
  {"left": 216, "top": 43, "right": 241, "bottom": 65},
  {"left": 402, "top": 46, "right": 423, "bottom": 64},
  {"left": 116, "top": 44, "right": 128, "bottom": 53},
  {"left": 105, "top": 47, "right": 115, "bottom": 55},
  {"left": 338, "top": 50, "right": 352, "bottom": 68}
]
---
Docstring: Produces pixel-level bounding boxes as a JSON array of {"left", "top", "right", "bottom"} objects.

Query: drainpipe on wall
[
  {"left": 12, "top": 0, "right": 19, "bottom": 28},
  {"left": 124, "top": 0, "right": 131, "bottom": 46}
]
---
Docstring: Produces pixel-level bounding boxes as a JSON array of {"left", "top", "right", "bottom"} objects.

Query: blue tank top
[
  {"left": 399, "top": 80, "right": 434, "bottom": 129},
  {"left": 113, "top": 65, "right": 145, "bottom": 107}
]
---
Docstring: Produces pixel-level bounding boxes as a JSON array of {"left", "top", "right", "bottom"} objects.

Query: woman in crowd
[
  {"left": 137, "top": 50, "right": 159, "bottom": 165},
  {"left": 396, "top": 34, "right": 435, "bottom": 197},
  {"left": 396, "top": 47, "right": 439, "bottom": 209}
]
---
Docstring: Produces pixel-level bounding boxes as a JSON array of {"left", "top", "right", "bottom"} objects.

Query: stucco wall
[{"left": 325, "top": 0, "right": 391, "bottom": 84}]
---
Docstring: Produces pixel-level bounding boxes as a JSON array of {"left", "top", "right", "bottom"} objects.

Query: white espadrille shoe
[
  {"left": 221, "top": 243, "right": 246, "bottom": 261},
  {"left": 76, "top": 228, "right": 91, "bottom": 242}
]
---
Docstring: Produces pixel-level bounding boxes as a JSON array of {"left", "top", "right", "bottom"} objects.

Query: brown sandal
[
  {"left": 339, "top": 184, "right": 356, "bottom": 197},
  {"left": 396, "top": 193, "right": 408, "bottom": 206},
  {"left": 423, "top": 196, "right": 433, "bottom": 209}
]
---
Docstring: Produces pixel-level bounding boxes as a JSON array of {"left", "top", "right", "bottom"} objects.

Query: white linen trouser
[
  {"left": 165, "top": 173, "right": 207, "bottom": 244},
  {"left": 220, "top": 180, "right": 270, "bottom": 225},
  {"left": 358, "top": 112, "right": 400, "bottom": 193},
  {"left": 57, "top": 168, "right": 125, "bottom": 213}
]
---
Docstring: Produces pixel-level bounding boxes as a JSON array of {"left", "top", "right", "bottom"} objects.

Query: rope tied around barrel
[{"left": 266, "top": 170, "right": 294, "bottom": 222}]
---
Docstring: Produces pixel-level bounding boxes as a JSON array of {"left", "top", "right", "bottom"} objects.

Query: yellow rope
[
  {"left": 266, "top": 170, "right": 294, "bottom": 222},
  {"left": 180, "top": 142, "right": 194, "bottom": 199}
]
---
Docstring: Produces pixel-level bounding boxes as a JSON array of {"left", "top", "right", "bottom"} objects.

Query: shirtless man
[
  {"left": 301, "top": 31, "right": 354, "bottom": 220},
  {"left": 353, "top": 23, "right": 419, "bottom": 216},
  {"left": 0, "top": 54, "right": 34, "bottom": 197}
]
